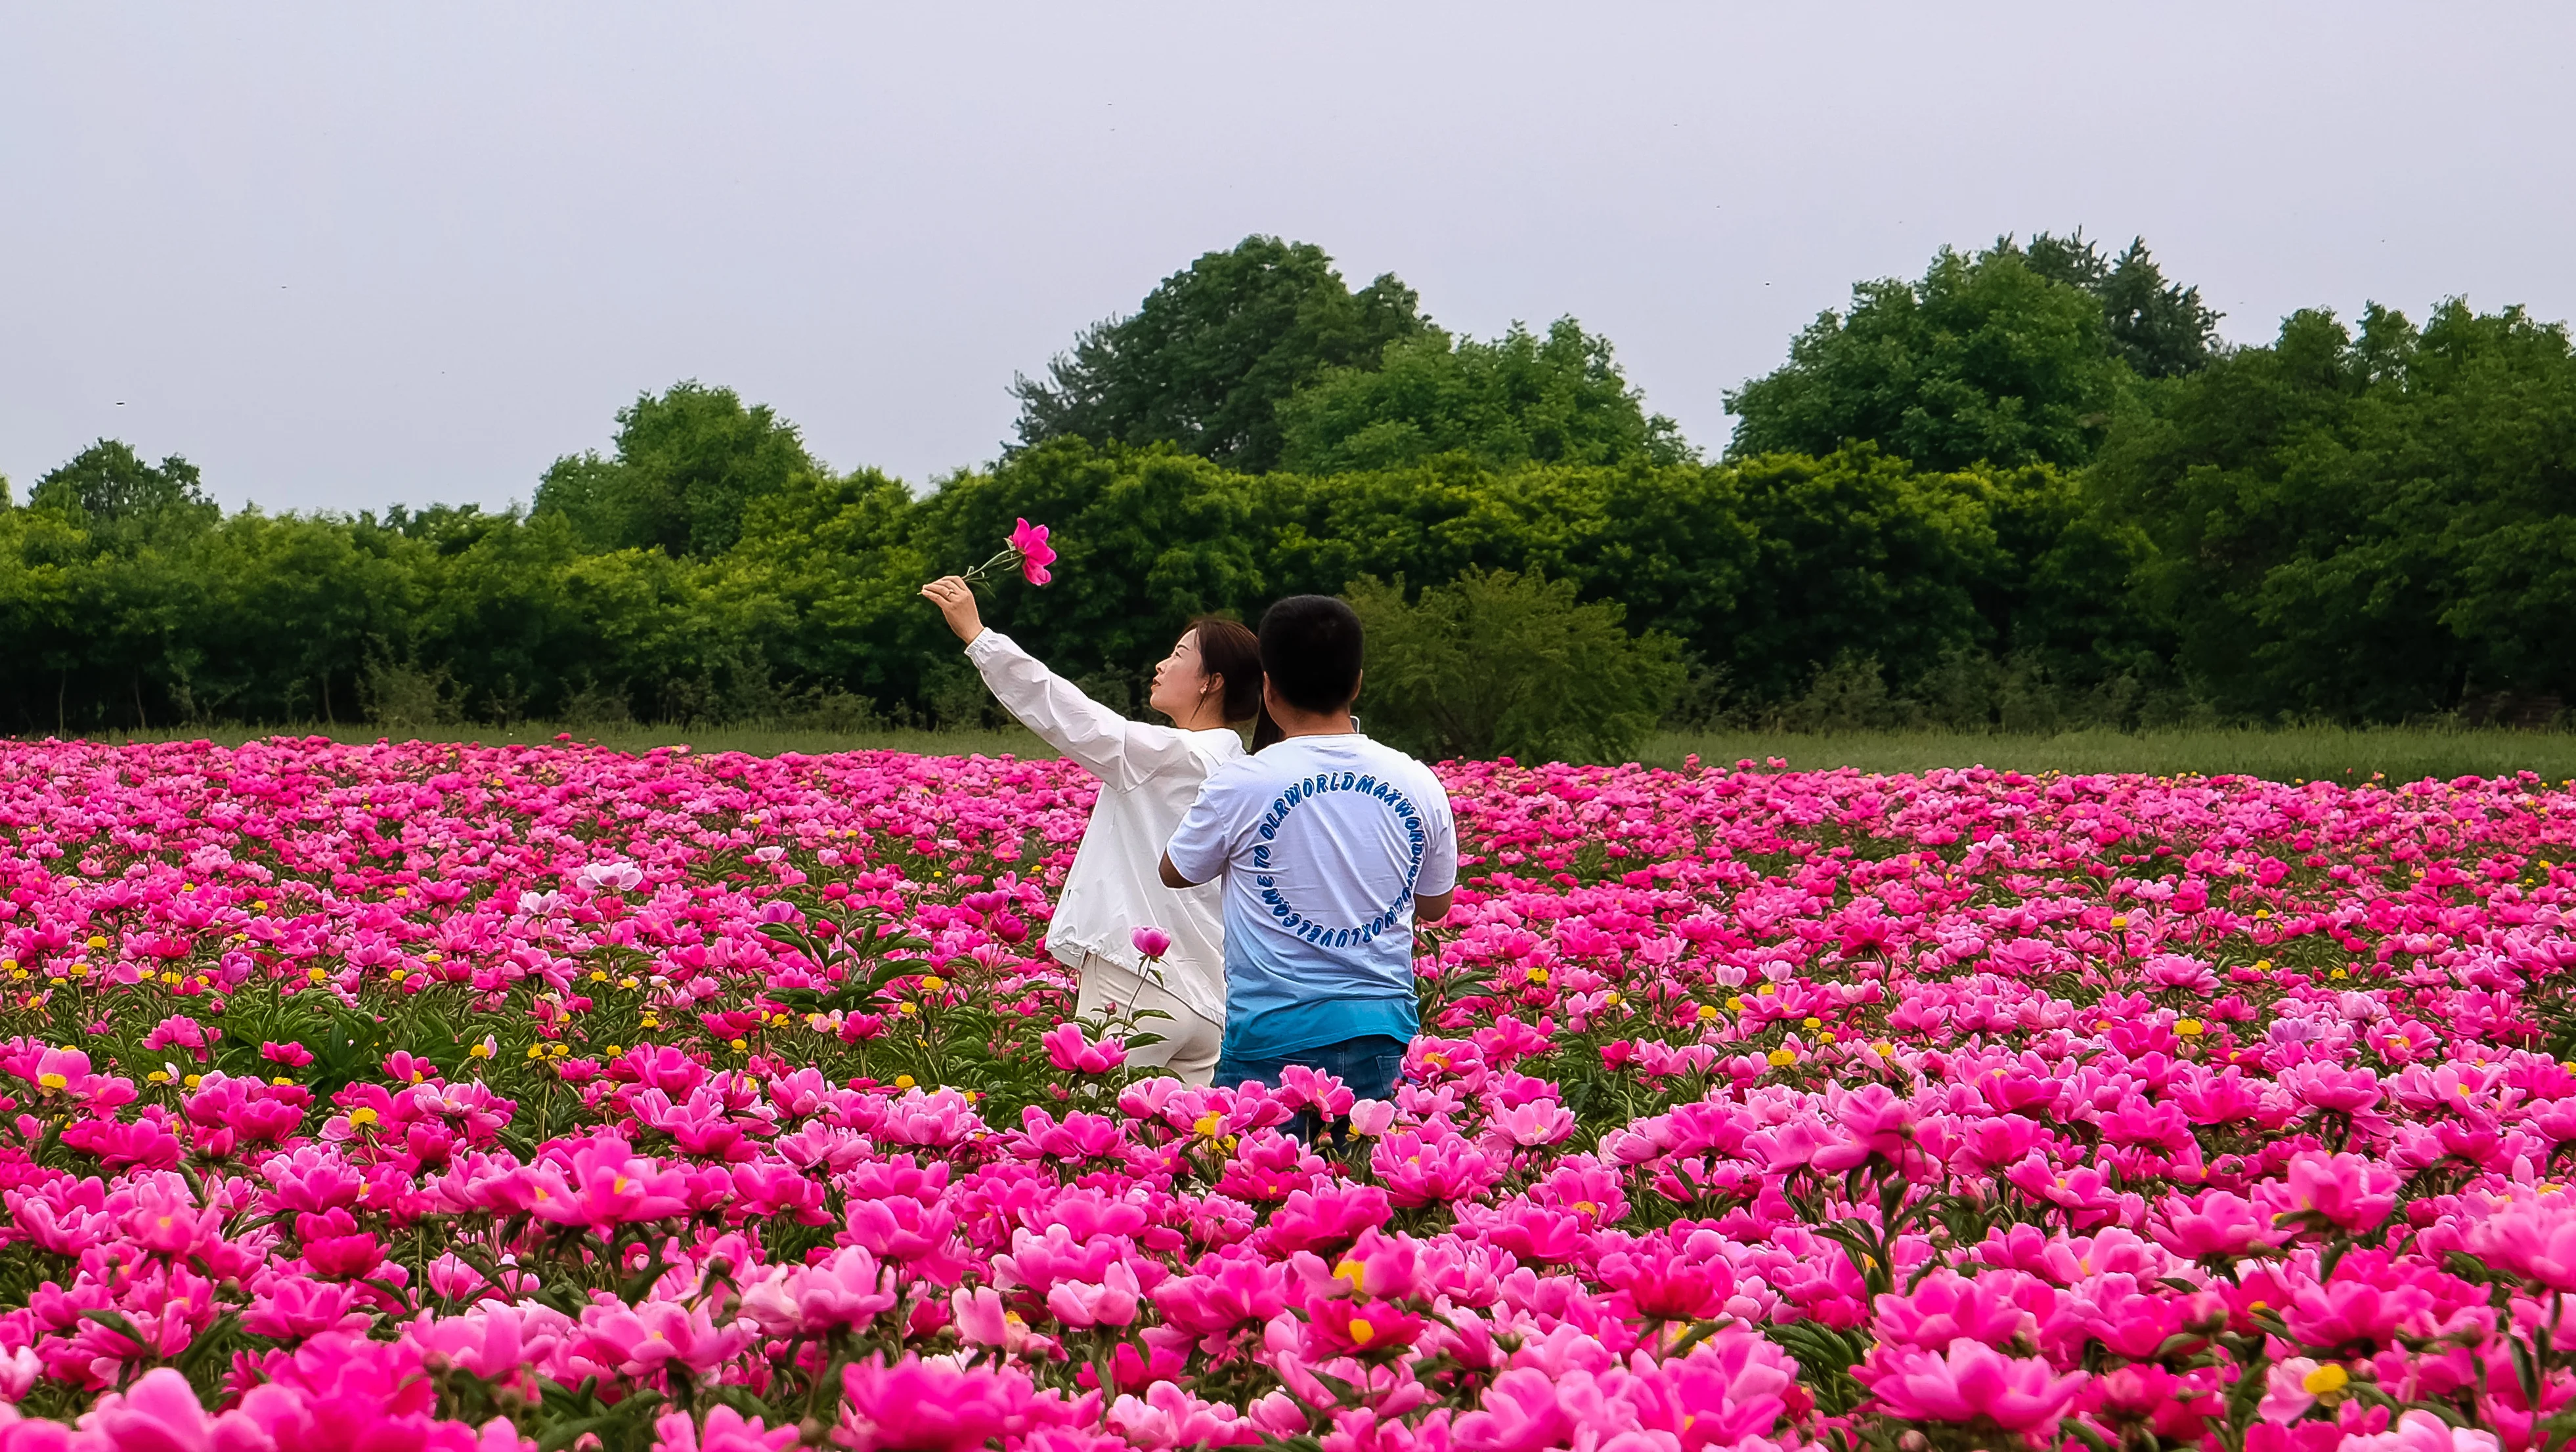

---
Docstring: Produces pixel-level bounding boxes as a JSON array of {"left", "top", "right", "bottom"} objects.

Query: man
[{"left": 1160, "top": 595, "right": 1457, "bottom": 1103}]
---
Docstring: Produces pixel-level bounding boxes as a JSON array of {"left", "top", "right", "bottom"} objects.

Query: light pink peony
[{"left": 1858, "top": 1338, "right": 2087, "bottom": 1434}]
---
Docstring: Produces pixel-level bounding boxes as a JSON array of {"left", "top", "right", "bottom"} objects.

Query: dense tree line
[
  {"left": 0, "top": 427, "right": 2093, "bottom": 733},
  {"left": 5, "top": 232, "right": 2573, "bottom": 738}
]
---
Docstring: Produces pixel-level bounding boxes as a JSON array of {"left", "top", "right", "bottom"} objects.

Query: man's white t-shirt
[{"left": 1164, "top": 733, "right": 1458, "bottom": 1058}]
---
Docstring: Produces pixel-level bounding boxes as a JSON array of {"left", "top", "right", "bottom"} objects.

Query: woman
[{"left": 921, "top": 576, "right": 1261, "bottom": 1084}]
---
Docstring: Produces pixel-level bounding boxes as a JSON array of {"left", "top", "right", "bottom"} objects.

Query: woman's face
[{"left": 1148, "top": 629, "right": 1216, "bottom": 725}]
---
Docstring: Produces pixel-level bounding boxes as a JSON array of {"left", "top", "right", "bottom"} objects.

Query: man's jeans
[{"left": 1215, "top": 1034, "right": 1409, "bottom": 1123}]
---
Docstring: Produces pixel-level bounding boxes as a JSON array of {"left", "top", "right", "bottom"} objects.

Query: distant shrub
[
  {"left": 361, "top": 660, "right": 459, "bottom": 731},
  {"left": 1346, "top": 568, "right": 1683, "bottom": 765}
]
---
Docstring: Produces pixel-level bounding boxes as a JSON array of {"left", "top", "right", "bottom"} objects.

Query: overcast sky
[{"left": 5, "top": 3, "right": 2572, "bottom": 514}]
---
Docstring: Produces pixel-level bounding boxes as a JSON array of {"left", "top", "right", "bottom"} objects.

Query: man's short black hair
[{"left": 1258, "top": 595, "right": 1364, "bottom": 714}]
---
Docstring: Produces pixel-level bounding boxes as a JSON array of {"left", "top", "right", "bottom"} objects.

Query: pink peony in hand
[
  {"left": 1010, "top": 518, "right": 1057, "bottom": 585},
  {"left": 934, "top": 519, "right": 1058, "bottom": 594}
]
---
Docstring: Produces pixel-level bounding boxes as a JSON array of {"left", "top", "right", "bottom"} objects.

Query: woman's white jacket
[{"left": 963, "top": 630, "right": 1240, "bottom": 1023}]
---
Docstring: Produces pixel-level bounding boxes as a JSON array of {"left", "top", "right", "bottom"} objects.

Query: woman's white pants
[{"left": 1074, "top": 952, "right": 1223, "bottom": 1086}]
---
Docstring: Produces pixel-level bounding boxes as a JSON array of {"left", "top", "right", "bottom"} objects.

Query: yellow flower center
[{"left": 2303, "top": 1364, "right": 2349, "bottom": 1396}]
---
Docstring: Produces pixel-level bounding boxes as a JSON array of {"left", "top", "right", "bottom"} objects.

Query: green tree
[
  {"left": 726, "top": 465, "right": 936, "bottom": 712},
  {"left": 0, "top": 505, "right": 94, "bottom": 731},
  {"left": 1252, "top": 456, "right": 1756, "bottom": 674},
  {"left": 534, "top": 381, "right": 819, "bottom": 557},
  {"left": 0, "top": 440, "right": 224, "bottom": 729},
  {"left": 1277, "top": 318, "right": 1693, "bottom": 473},
  {"left": 2095, "top": 299, "right": 2576, "bottom": 720},
  {"left": 2024, "top": 231, "right": 2223, "bottom": 379},
  {"left": 397, "top": 510, "right": 728, "bottom": 722},
  {"left": 171, "top": 511, "right": 419, "bottom": 724},
  {"left": 1725, "top": 241, "right": 2139, "bottom": 471},
  {"left": 28, "top": 440, "right": 219, "bottom": 548},
  {"left": 1010, "top": 236, "right": 1428, "bottom": 472},
  {"left": 1345, "top": 567, "right": 1684, "bottom": 764},
  {"left": 1720, "top": 447, "right": 2015, "bottom": 701}
]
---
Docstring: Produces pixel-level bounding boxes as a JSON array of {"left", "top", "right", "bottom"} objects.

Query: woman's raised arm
[
  {"left": 923, "top": 576, "right": 1196, "bottom": 791},
  {"left": 965, "top": 631, "right": 1201, "bottom": 790}
]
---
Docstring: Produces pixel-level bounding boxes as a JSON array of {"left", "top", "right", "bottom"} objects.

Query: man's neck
[{"left": 1271, "top": 708, "right": 1356, "bottom": 740}]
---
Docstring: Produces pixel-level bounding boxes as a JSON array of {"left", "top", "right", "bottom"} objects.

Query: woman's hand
[{"left": 921, "top": 576, "right": 986, "bottom": 644}]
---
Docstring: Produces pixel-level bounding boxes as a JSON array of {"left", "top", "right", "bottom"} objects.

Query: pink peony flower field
[{"left": 0, "top": 735, "right": 2570, "bottom": 1452}]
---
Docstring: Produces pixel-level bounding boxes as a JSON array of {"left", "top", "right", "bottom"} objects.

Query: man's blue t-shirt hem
[{"left": 1222, "top": 995, "right": 1419, "bottom": 1061}]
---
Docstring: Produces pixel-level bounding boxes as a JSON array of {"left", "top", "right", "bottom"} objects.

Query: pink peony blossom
[
  {"left": 1858, "top": 1338, "right": 2087, "bottom": 1434},
  {"left": 1010, "top": 519, "right": 1057, "bottom": 585},
  {"left": 839, "top": 1355, "right": 1039, "bottom": 1452}
]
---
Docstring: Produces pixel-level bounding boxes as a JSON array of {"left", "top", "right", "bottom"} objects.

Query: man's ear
[{"left": 1349, "top": 668, "right": 1363, "bottom": 710}]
